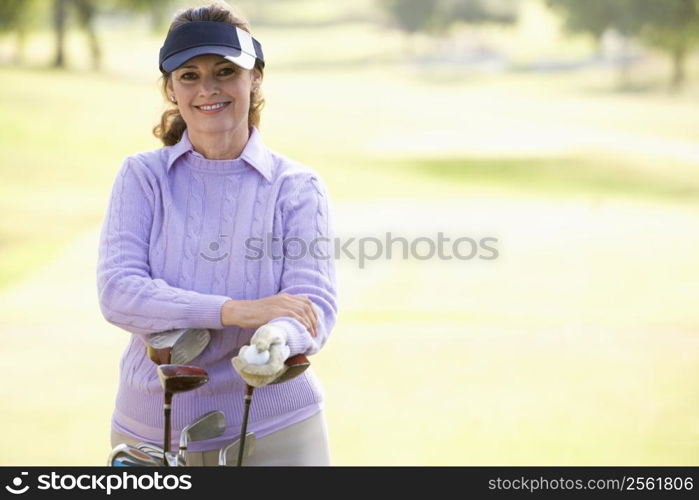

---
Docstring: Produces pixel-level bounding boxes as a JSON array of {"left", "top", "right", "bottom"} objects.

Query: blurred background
[{"left": 0, "top": 0, "right": 698, "bottom": 465}]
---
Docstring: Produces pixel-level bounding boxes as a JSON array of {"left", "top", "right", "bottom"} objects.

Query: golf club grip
[
  {"left": 163, "top": 406, "right": 171, "bottom": 465},
  {"left": 163, "top": 391, "right": 173, "bottom": 466},
  {"left": 237, "top": 386, "right": 254, "bottom": 467}
]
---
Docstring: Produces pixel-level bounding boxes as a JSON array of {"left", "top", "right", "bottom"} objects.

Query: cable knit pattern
[{"left": 96, "top": 127, "right": 338, "bottom": 450}]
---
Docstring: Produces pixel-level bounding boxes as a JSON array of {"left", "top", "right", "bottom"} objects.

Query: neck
[{"left": 188, "top": 123, "right": 250, "bottom": 160}]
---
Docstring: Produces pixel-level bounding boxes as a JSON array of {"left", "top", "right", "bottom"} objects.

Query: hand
[
  {"left": 221, "top": 293, "right": 318, "bottom": 337},
  {"left": 232, "top": 324, "right": 290, "bottom": 387}
]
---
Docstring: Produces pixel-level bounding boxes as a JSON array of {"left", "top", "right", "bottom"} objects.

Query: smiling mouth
[{"left": 195, "top": 102, "right": 231, "bottom": 113}]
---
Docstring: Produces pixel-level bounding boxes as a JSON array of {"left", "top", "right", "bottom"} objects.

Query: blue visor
[{"left": 159, "top": 21, "right": 264, "bottom": 73}]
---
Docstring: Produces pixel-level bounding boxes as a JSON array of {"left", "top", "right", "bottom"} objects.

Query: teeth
[{"left": 199, "top": 103, "right": 226, "bottom": 111}]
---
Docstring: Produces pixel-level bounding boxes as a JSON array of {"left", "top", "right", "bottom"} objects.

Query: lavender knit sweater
[{"left": 97, "top": 127, "right": 338, "bottom": 451}]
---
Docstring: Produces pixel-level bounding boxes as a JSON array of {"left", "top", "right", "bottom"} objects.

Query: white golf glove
[{"left": 232, "top": 324, "right": 290, "bottom": 388}]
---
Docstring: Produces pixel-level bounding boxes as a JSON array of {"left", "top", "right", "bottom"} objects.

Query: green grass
[
  {"left": 315, "top": 323, "right": 699, "bottom": 465},
  {"left": 406, "top": 155, "right": 699, "bottom": 201},
  {"left": 0, "top": 65, "right": 163, "bottom": 291}
]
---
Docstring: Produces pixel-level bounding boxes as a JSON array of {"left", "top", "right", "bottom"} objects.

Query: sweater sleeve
[
  {"left": 267, "top": 174, "right": 339, "bottom": 356},
  {"left": 96, "top": 156, "right": 231, "bottom": 338}
]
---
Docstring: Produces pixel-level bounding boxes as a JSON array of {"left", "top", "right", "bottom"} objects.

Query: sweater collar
[{"left": 166, "top": 126, "right": 272, "bottom": 181}]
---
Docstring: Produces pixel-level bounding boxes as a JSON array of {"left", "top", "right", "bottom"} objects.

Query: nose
[{"left": 197, "top": 74, "right": 220, "bottom": 97}]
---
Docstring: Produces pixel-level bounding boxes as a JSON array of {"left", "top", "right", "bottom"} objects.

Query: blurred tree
[
  {"left": 73, "top": 0, "right": 100, "bottom": 70},
  {"left": 0, "top": 0, "right": 33, "bottom": 63},
  {"left": 547, "top": 0, "right": 699, "bottom": 89},
  {"left": 379, "top": 0, "right": 520, "bottom": 56},
  {"left": 546, "top": 0, "right": 636, "bottom": 38},
  {"left": 53, "top": 0, "right": 67, "bottom": 67},
  {"left": 634, "top": 0, "right": 699, "bottom": 89},
  {"left": 380, "top": 0, "right": 519, "bottom": 33},
  {"left": 546, "top": 0, "right": 640, "bottom": 86},
  {"left": 52, "top": 0, "right": 100, "bottom": 69},
  {"left": 379, "top": 0, "right": 438, "bottom": 33},
  {"left": 439, "top": 0, "right": 519, "bottom": 26},
  {"left": 106, "top": 0, "right": 176, "bottom": 32},
  {"left": 49, "top": 0, "right": 176, "bottom": 69},
  {"left": 378, "top": 0, "right": 438, "bottom": 54}
]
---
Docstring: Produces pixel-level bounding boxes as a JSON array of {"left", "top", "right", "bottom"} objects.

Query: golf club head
[
  {"left": 113, "top": 457, "right": 150, "bottom": 467},
  {"left": 157, "top": 364, "right": 209, "bottom": 394},
  {"left": 165, "top": 451, "right": 181, "bottom": 467},
  {"left": 136, "top": 442, "right": 164, "bottom": 457},
  {"left": 147, "top": 344, "right": 171, "bottom": 365},
  {"left": 179, "top": 410, "right": 227, "bottom": 458},
  {"left": 218, "top": 433, "right": 256, "bottom": 466},
  {"left": 108, "top": 443, "right": 161, "bottom": 467},
  {"left": 147, "top": 328, "right": 211, "bottom": 365},
  {"left": 135, "top": 442, "right": 186, "bottom": 466},
  {"left": 270, "top": 354, "right": 311, "bottom": 385}
]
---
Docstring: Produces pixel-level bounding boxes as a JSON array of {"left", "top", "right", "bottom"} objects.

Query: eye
[
  {"left": 180, "top": 72, "right": 198, "bottom": 80},
  {"left": 218, "top": 67, "right": 236, "bottom": 76}
]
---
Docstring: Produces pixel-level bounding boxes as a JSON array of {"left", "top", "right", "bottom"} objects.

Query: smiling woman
[
  {"left": 166, "top": 53, "right": 260, "bottom": 159},
  {"left": 153, "top": 8, "right": 265, "bottom": 150},
  {"left": 97, "top": 1, "right": 338, "bottom": 466}
]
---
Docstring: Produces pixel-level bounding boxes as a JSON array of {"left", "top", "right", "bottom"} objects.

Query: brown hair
[{"left": 152, "top": 1, "right": 265, "bottom": 146}]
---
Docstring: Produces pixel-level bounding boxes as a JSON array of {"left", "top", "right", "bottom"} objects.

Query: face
[{"left": 166, "top": 54, "right": 261, "bottom": 136}]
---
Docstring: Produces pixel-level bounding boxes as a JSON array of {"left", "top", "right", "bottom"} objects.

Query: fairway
[{"left": 0, "top": 12, "right": 698, "bottom": 465}]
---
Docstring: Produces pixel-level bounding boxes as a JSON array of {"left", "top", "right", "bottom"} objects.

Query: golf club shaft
[
  {"left": 163, "top": 392, "right": 173, "bottom": 466},
  {"left": 237, "top": 385, "right": 254, "bottom": 467}
]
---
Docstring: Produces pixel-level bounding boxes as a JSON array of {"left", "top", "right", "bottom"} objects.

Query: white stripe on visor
[{"left": 224, "top": 27, "right": 256, "bottom": 70}]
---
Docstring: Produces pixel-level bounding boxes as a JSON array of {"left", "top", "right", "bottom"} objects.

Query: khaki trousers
[{"left": 110, "top": 411, "right": 331, "bottom": 466}]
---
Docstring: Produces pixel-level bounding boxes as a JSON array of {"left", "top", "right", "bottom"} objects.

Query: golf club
[
  {"left": 178, "top": 410, "right": 226, "bottom": 463},
  {"left": 107, "top": 443, "right": 161, "bottom": 467},
  {"left": 157, "top": 364, "right": 209, "bottom": 466},
  {"left": 218, "top": 432, "right": 256, "bottom": 466},
  {"left": 147, "top": 328, "right": 211, "bottom": 365},
  {"left": 236, "top": 353, "right": 311, "bottom": 467},
  {"left": 135, "top": 442, "right": 186, "bottom": 466},
  {"left": 135, "top": 442, "right": 165, "bottom": 457},
  {"left": 136, "top": 442, "right": 187, "bottom": 466}
]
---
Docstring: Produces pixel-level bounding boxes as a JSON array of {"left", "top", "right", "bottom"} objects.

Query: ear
[{"left": 166, "top": 77, "right": 173, "bottom": 94}]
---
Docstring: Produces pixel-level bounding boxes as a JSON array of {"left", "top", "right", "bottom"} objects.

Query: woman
[{"left": 97, "top": 1, "right": 338, "bottom": 466}]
